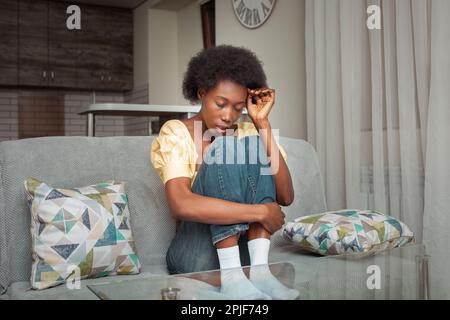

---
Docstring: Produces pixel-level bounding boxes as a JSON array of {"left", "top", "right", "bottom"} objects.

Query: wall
[
  {"left": 215, "top": 0, "right": 306, "bottom": 140},
  {"left": 133, "top": 1, "right": 150, "bottom": 87},
  {"left": 176, "top": 1, "right": 203, "bottom": 104},
  {"left": 0, "top": 92, "right": 18, "bottom": 141},
  {"left": 123, "top": 83, "right": 151, "bottom": 135},
  {"left": 146, "top": 1, "right": 203, "bottom": 105},
  {"left": 148, "top": 9, "right": 179, "bottom": 104}
]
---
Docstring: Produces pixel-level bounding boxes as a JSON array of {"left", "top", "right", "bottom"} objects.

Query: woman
[{"left": 151, "top": 45, "right": 299, "bottom": 300}]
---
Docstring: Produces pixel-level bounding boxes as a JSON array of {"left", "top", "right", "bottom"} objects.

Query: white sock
[
  {"left": 248, "top": 238, "right": 270, "bottom": 265},
  {"left": 217, "top": 246, "right": 271, "bottom": 300},
  {"left": 248, "top": 238, "right": 300, "bottom": 300}
]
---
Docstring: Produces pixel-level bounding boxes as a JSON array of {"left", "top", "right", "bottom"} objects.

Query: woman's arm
[
  {"left": 247, "top": 88, "right": 295, "bottom": 206},
  {"left": 165, "top": 177, "right": 285, "bottom": 234},
  {"left": 254, "top": 119, "right": 294, "bottom": 206}
]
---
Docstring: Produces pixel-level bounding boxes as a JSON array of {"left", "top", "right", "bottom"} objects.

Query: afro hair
[{"left": 182, "top": 45, "right": 267, "bottom": 104}]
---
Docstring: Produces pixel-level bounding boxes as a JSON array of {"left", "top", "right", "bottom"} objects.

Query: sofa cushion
[
  {"left": 283, "top": 209, "right": 415, "bottom": 256},
  {"left": 25, "top": 178, "right": 141, "bottom": 290}
]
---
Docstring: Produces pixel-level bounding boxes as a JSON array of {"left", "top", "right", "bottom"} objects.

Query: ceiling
[
  {"left": 53, "top": 0, "right": 147, "bottom": 9},
  {"left": 53, "top": 0, "right": 198, "bottom": 10},
  {"left": 149, "top": 0, "right": 198, "bottom": 11}
]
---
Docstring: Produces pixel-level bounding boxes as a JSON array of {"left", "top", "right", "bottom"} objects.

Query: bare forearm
[
  {"left": 171, "top": 192, "right": 264, "bottom": 225},
  {"left": 254, "top": 119, "right": 295, "bottom": 206}
]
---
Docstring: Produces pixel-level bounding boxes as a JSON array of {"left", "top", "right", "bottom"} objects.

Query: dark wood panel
[
  {"left": 48, "top": 1, "right": 78, "bottom": 88},
  {"left": 0, "top": 0, "right": 19, "bottom": 85},
  {"left": 14, "top": 0, "right": 133, "bottom": 91},
  {"left": 18, "top": 0, "right": 49, "bottom": 87},
  {"left": 76, "top": 4, "right": 108, "bottom": 90},
  {"left": 109, "top": 52, "right": 133, "bottom": 90},
  {"left": 105, "top": 7, "right": 133, "bottom": 91},
  {"left": 18, "top": 95, "right": 65, "bottom": 139}
]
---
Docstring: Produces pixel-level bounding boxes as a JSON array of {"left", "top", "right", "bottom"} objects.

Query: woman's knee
[
  {"left": 197, "top": 136, "right": 247, "bottom": 193},
  {"left": 242, "top": 135, "right": 271, "bottom": 166},
  {"left": 203, "top": 135, "right": 269, "bottom": 167},
  {"left": 204, "top": 135, "right": 243, "bottom": 166},
  {"left": 195, "top": 134, "right": 274, "bottom": 202}
]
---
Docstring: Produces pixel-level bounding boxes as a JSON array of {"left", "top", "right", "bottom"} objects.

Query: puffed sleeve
[{"left": 150, "top": 120, "right": 194, "bottom": 184}]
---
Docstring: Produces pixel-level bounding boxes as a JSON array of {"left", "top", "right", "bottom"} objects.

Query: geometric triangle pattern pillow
[
  {"left": 283, "top": 209, "right": 415, "bottom": 256},
  {"left": 24, "top": 178, "right": 141, "bottom": 290}
]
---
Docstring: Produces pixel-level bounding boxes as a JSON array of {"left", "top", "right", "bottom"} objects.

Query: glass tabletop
[
  {"left": 87, "top": 243, "right": 429, "bottom": 300},
  {"left": 269, "top": 243, "right": 429, "bottom": 300}
]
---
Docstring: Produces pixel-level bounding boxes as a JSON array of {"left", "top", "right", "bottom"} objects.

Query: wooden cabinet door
[
  {"left": 18, "top": 0, "right": 49, "bottom": 87},
  {"left": 14, "top": 1, "right": 133, "bottom": 91},
  {"left": 104, "top": 7, "right": 133, "bottom": 91},
  {"left": 48, "top": 1, "right": 78, "bottom": 88},
  {"left": 76, "top": 4, "right": 108, "bottom": 90},
  {"left": 0, "top": 0, "right": 19, "bottom": 86}
]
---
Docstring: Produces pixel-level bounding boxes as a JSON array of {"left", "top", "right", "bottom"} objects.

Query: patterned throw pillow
[
  {"left": 24, "top": 178, "right": 141, "bottom": 290},
  {"left": 283, "top": 209, "right": 414, "bottom": 256}
]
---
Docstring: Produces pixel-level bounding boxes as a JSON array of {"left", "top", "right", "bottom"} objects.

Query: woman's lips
[
  {"left": 216, "top": 127, "right": 226, "bottom": 133},
  {"left": 215, "top": 125, "right": 229, "bottom": 134}
]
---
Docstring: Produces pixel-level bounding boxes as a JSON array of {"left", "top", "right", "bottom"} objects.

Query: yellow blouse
[{"left": 150, "top": 119, "right": 287, "bottom": 185}]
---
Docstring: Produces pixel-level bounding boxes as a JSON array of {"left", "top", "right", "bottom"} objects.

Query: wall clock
[{"left": 232, "top": 0, "right": 276, "bottom": 29}]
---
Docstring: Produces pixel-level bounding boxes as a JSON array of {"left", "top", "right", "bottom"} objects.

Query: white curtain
[{"left": 305, "top": 0, "right": 450, "bottom": 298}]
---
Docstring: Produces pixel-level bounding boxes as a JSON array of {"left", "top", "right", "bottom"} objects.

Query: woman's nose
[{"left": 221, "top": 109, "right": 233, "bottom": 124}]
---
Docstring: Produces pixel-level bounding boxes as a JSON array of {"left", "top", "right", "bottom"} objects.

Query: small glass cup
[{"left": 161, "top": 287, "right": 180, "bottom": 300}]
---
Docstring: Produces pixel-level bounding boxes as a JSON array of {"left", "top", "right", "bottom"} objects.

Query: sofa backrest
[
  {"left": 270, "top": 137, "right": 327, "bottom": 246},
  {"left": 0, "top": 136, "right": 326, "bottom": 291}
]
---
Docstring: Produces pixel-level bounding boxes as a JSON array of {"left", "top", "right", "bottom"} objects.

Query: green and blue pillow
[
  {"left": 283, "top": 209, "right": 414, "bottom": 256},
  {"left": 25, "top": 178, "right": 141, "bottom": 290}
]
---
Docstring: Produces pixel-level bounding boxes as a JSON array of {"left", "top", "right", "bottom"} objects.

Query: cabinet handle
[
  {"left": 43, "top": 71, "right": 47, "bottom": 79},
  {"left": 101, "top": 75, "right": 104, "bottom": 81},
  {"left": 108, "top": 76, "right": 111, "bottom": 81},
  {"left": 51, "top": 71, "right": 54, "bottom": 80}
]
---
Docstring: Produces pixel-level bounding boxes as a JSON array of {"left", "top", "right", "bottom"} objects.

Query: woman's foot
[
  {"left": 247, "top": 238, "right": 300, "bottom": 300},
  {"left": 217, "top": 245, "right": 271, "bottom": 300},
  {"left": 220, "top": 267, "right": 272, "bottom": 300},
  {"left": 250, "top": 264, "right": 300, "bottom": 300}
]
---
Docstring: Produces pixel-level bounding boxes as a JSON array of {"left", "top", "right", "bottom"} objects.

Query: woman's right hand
[{"left": 258, "top": 202, "right": 286, "bottom": 234}]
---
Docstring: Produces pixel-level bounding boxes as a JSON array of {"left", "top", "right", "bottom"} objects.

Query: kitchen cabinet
[
  {"left": 75, "top": 3, "right": 109, "bottom": 90},
  {"left": 76, "top": 4, "right": 132, "bottom": 91},
  {"left": 103, "top": 7, "right": 133, "bottom": 91},
  {"left": 14, "top": 0, "right": 132, "bottom": 91},
  {"left": 48, "top": 1, "right": 78, "bottom": 88},
  {"left": 18, "top": 0, "right": 48, "bottom": 87},
  {"left": 19, "top": 0, "right": 78, "bottom": 88},
  {"left": 0, "top": 0, "right": 19, "bottom": 86}
]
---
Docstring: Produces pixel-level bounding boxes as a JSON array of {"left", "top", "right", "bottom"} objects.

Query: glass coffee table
[
  {"left": 87, "top": 243, "right": 429, "bottom": 300},
  {"left": 86, "top": 262, "right": 296, "bottom": 300}
]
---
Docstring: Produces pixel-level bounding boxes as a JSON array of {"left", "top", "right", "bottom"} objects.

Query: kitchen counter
[{"left": 78, "top": 103, "right": 201, "bottom": 136}]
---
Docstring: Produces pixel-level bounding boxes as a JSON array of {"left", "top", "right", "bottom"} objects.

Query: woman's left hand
[{"left": 247, "top": 88, "right": 275, "bottom": 124}]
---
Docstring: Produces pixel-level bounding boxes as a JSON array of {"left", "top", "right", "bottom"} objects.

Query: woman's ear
[{"left": 197, "top": 88, "right": 206, "bottom": 101}]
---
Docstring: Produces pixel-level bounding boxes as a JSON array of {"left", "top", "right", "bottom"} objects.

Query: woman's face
[{"left": 197, "top": 80, "right": 247, "bottom": 135}]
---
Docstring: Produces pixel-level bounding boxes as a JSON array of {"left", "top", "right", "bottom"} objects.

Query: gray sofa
[{"left": 0, "top": 135, "right": 327, "bottom": 299}]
